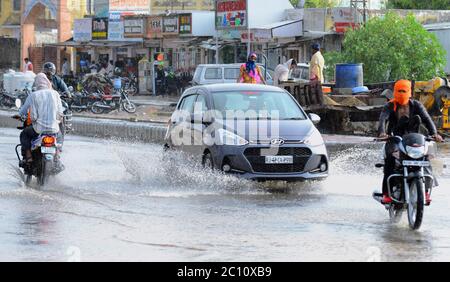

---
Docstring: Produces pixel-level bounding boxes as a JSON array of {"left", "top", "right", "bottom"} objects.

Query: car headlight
[
  {"left": 303, "top": 129, "right": 324, "bottom": 146},
  {"left": 217, "top": 128, "right": 249, "bottom": 146},
  {"left": 406, "top": 146, "right": 426, "bottom": 159}
]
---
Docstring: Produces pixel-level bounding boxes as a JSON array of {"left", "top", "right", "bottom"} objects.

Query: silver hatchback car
[{"left": 164, "top": 83, "right": 329, "bottom": 182}]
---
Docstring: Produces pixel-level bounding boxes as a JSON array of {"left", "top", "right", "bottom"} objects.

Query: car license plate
[
  {"left": 265, "top": 156, "right": 293, "bottom": 164},
  {"left": 403, "top": 160, "right": 430, "bottom": 167},
  {"left": 41, "top": 147, "right": 56, "bottom": 154}
]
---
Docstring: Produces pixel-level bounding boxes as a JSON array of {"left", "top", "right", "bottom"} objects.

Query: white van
[{"left": 192, "top": 64, "right": 274, "bottom": 86}]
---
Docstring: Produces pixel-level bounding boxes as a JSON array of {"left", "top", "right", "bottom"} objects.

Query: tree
[
  {"left": 387, "top": 0, "right": 450, "bottom": 10},
  {"left": 325, "top": 12, "right": 446, "bottom": 83},
  {"left": 289, "top": 0, "right": 337, "bottom": 8}
]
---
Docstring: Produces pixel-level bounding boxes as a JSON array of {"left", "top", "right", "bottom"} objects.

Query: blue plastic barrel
[{"left": 335, "top": 63, "right": 363, "bottom": 89}]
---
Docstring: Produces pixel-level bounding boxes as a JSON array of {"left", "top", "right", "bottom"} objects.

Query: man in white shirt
[
  {"left": 23, "top": 58, "right": 34, "bottom": 73},
  {"left": 14, "top": 73, "right": 63, "bottom": 163},
  {"left": 62, "top": 58, "right": 71, "bottom": 77},
  {"left": 273, "top": 59, "right": 297, "bottom": 86}
]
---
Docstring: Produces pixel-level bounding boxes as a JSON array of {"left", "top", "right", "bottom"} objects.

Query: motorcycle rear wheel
[
  {"left": 25, "top": 174, "right": 32, "bottom": 186},
  {"left": 389, "top": 204, "right": 403, "bottom": 223},
  {"left": 91, "top": 102, "right": 106, "bottom": 114},
  {"left": 38, "top": 158, "right": 52, "bottom": 186}
]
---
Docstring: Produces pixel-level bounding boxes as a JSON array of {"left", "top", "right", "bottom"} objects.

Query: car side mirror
[{"left": 309, "top": 113, "right": 321, "bottom": 125}]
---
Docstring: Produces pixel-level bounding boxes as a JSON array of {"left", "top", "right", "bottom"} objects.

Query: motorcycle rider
[
  {"left": 43, "top": 62, "right": 70, "bottom": 95},
  {"left": 13, "top": 73, "right": 64, "bottom": 170},
  {"left": 378, "top": 79, "right": 444, "bottom": 205}
]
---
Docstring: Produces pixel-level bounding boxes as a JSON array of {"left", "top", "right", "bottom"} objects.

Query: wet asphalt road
[{"left": 1, "top": 127, "right": 450, "bottom": 262}]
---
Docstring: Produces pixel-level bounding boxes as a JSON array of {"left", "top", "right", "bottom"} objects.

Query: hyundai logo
[{"left": 271, "top": 138, "right": 285, "bottom": 146}]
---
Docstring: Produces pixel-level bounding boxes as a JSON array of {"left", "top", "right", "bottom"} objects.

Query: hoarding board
[
  {"left": 216, "top": 0, "right": 247, "bottom": 29},
  {"left": 163, "top": 16, "right": 179, "bottom": 34},
  {"left": 179, "top": 14, "right": 192, "bottom": 35},
  {"left": 92, "top": 18, "right": 108, "bottom": 40},
  {"left": 74, "top": 18, "right": 92, "bottom": 41}
]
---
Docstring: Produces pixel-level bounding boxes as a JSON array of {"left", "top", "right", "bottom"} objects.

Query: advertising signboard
[
  {"left": 179, "top": 14, "right": 192, "bottom": 35},
  {"left": 163, "top": 15, "right": 179, "bottom": 34},
  {"left": 124, "top": 18, "right": 145, "bottom": 38},
  {"left": 74, "top": 18, "right": 92, "bottom": 41},
  {"left": 92, "top": 18, "right": 108, "bottom": 40},
  {"left": 147, "top": 16, "right": 163, "bottom": 38},
  {"left": 216, "top": 0, "right": 247, "bottom": 29}
]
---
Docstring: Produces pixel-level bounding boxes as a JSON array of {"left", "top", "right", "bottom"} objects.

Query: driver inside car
[{"left": 377, "top": 79, "right": 443, "bottom": 205}]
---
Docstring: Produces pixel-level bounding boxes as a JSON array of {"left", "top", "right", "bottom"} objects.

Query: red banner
[{"left": 217, "top": 0, "right": 246, "bottom": 13}]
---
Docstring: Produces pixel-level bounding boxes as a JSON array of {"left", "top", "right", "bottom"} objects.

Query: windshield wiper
[{"left": 283, "top": 117, "right": 305, "bottom": 120}]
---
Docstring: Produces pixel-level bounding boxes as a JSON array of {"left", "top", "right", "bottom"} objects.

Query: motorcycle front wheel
[
  {"left": 122, "top": 101, "right": 137, "bottom": 113},
  {"left": 408, "top": 179, "right": 424, "bottom": 230}
]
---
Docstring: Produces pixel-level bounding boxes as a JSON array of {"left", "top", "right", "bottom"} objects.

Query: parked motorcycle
[
  {"left": 122, "top": 72, "right": 138, "bottom": 96},
  {"left": 0, "top": 86, "right": 30, "bottom": 108},
  {"left": 68, "top": 89, "right": 102, "bottom": 113},
  {"left": 90, "top": 88, "right": 137, "bottom": 114},
  {"left": 373, "top": 133, "right": 438, "bottom": 230}
]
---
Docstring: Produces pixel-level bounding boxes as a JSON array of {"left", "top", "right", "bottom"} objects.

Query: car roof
[
  {"left": 196, "top": 63, "right": 269, "bottom": 68},
  {"left": 183, "top": 83, "right": 286, "bottom": 97}
]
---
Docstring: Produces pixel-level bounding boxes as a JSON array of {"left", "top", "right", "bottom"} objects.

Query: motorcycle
[
  {"left": 12, "top": 99, "right": 66, "bottom": 187},
  {"left": 90, "top": 88, "right": 137, "bottom": 114},
  {"left": 0, "top": 86, "right": 30, "bottom": 108},
  {"left": 373, "top": 133, "right": 438, "bottom": 230},
  {"left": 122, "top": 73, "right": 138, "bottom": 96}
]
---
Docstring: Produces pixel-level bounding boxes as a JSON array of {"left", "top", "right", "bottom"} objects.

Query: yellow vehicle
[{"left": 413, "top": 77, "right": 450, "bottom": 133}]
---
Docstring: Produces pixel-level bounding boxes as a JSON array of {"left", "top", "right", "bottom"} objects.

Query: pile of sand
[
  {"left": 339, "top": 97, "right": 367, "bottom": 107},
  {"left": 322, "top": 95, "right": 341, "bottom": 106}
]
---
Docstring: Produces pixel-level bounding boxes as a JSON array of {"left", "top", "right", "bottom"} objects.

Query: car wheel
[{"left": 202, "top": 152, "right": 214, "bottom": 170}]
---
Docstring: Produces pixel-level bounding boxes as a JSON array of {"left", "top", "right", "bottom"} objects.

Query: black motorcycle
[
  {"left": 0, "top": 88, "right": 29, "bottom": 108},
  {"left": 122, "top": 73, "right": 138, "bottom": 96},
  {"left": 12, "top": 98, "right": 69, "bottom": 187},
  {"left": 373, "top": 133, "right": 438, "bottom": 230}
]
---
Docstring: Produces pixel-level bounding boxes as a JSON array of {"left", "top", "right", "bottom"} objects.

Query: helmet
[{"left": 43, "top": 62, "right": 56, "bottom": 75}]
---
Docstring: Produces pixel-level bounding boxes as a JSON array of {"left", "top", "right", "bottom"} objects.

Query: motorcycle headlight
[
  {"left": 303, "top": 129, "right": 324, "bottom": 146},
  {"left": 406, "top": 146, "right": 426, "bottom": 159},
  {"left": 216, "top": 129, "right": 249, "bottom": 146}
]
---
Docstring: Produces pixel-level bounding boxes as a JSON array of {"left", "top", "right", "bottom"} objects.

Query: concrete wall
[
  {"left": 0, "top": 110, "right": 168, "bottom": 144},
  {"left": 429, "top": 28, "right": 450, "bottom": 74}
]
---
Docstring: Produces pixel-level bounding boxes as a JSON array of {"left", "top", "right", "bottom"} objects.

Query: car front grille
[{"left": 244, "top": 147, "right": 312, "bottom": 173}]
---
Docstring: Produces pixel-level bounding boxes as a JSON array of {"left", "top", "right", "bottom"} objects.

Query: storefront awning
[
  {"left": 258, "top": 19, "right": 304, "bottom": 38},
  {"left": 46, "top": 39, "right": 143, "bottom": 48}
]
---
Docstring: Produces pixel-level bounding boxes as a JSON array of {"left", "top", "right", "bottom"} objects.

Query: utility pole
[{"left": 350, "top": 0, "right": 368, "bottom": 24}]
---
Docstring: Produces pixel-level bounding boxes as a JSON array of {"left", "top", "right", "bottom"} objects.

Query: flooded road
[{"left": 1, "top": 127, "right": 450, "bottom": 262}]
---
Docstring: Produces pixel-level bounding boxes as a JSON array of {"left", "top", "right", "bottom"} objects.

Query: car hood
[{"left": 214, "top": 119, "right": 315, "bottom": 141}]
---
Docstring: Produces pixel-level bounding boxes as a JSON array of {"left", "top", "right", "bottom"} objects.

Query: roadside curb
[{"left": 0, "top": 110, "right": 168, "bottom": 144}]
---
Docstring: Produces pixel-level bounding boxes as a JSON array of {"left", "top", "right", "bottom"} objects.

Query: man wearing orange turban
[{"left": 377, "top": 79, "right": 443, "bottom": 204}]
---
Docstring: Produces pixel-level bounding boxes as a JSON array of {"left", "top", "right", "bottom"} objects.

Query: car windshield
[{"left": 212, "top": 91, "right": 306, "bottom": 120}]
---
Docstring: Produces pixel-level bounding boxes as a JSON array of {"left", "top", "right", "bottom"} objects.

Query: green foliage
[
  {"left": 289, "top": 0, "right": 337, "bottom": 8},
  {"left": 388, "top": 0, "right": 450, "bottom": 10},
  {"left": 325, "top": 12, "right": 447, "bottom": 83}
]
